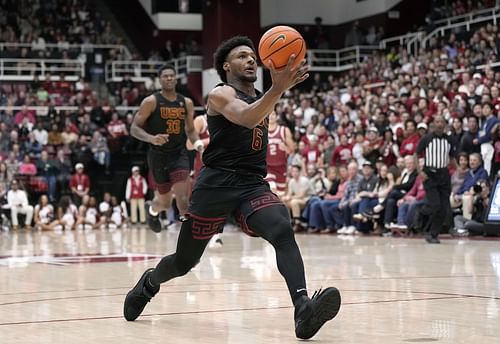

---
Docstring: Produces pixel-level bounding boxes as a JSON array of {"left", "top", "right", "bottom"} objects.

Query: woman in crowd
[{"left": 34, "top": 194, "right": 54, "bottom": 231}]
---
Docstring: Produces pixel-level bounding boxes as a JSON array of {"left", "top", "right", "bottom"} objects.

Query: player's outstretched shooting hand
[{"left": 268, "top": 55, "right": 309, "bottom": 92}]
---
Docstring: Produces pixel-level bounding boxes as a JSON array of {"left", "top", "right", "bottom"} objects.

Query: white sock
[{"left": 149, "top": 206, "right": 159, "bottom": 217}]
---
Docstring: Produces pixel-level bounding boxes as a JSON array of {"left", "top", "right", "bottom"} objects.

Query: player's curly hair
[{"left": 213, "top": 36, "right": 255, "bottom": 83}]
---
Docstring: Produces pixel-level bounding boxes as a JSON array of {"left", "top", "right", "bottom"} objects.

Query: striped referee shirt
[{"left": 416, "top": 133, "right": 455, "bottom": 169}]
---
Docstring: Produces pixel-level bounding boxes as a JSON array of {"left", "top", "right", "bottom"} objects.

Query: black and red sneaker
[
  {"left": 294, "top": 287, "right": 341, "bottom": 339},
  {"left": 123, "top": 268, "right": 159, "bottom": 321}
]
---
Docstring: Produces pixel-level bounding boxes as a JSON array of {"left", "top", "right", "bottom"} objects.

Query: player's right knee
[
  {"left": 174, "top": 255, "right": 199, "bottom": 276},
  {"left": 266, "top": 216, "right": 294, "bottom": 246}
]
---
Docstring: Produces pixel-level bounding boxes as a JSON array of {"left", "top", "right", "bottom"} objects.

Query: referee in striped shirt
[{"left": 415, "top": 115, "right": 456, "bottom": 244}]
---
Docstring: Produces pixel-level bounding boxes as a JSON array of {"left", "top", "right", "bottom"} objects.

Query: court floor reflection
[{"left": 1, "top": 227, "right": 499, "bottom": 343}]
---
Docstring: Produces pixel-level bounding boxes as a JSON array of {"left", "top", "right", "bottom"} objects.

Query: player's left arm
[
  {"left": 283, "top": 127, "right": 295, "bottom": 154},
  {"left": 184, "top": 97, "right": 203, "bottom": 152}
]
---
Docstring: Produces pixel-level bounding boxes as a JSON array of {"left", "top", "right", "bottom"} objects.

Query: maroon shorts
[{"left": 148, "top": 148, "right": 190, "bottom": 194}]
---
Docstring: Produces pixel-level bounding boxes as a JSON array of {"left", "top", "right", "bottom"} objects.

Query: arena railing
[
  {"left": 434, "top": 5, "right": 500, "bottom": 26},
  {"left": 307, "top": 46, "right": 380, "bottom": 72},
  {"left": 422, "top": 6, "right": 500, "bottom": 49},
  {"left": 105, "top": 56, "right": 204, "bottom": 82},
  {"left": 0, "top": 58, "right": 85, "bottom": 81},
  {"left": 0, "top": 42, "right": 132, "bottom": 59}
]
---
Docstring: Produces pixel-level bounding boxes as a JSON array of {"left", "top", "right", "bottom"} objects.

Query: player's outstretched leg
[
  {"left": 123, "top": 217, "right": 212, "bottom": 320},
  {"left": 247, "top": 205, "right": 341, "bottom": 339}
]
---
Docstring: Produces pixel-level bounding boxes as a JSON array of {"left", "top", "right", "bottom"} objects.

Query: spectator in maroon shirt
[
  {"left": 69, "top": 163, "right": 90, "bottom": 206},
  {"left": 302, "top": 135, "right": 322, "bottom": 167},
  {"left": 14, "top": 106, "right": 36, "bottom": 127},
  {"left": 400, "top": 119, "right": 420, "bottom": 156},
  {"left": 330, "top": 133, "right": 352, "bottom": 167}
]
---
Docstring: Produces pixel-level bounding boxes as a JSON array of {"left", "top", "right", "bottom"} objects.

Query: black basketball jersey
[
  {"left": 147, "top": 92, "right": 187, "bottom": 153},
  {"left": 203, "top": 84, "right": 269, "bottom": 177}
]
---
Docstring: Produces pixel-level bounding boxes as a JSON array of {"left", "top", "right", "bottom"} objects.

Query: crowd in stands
[
  {"left": 275, "top": 21, "right": 499, "bottom": 237},
  {"left": 0, "top": 1, "right": 499, "bottom": 238}
]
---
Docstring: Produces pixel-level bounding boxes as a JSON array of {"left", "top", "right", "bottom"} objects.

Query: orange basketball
[{"left": 258, "top": 25, "right": 306, "bottom": 70}]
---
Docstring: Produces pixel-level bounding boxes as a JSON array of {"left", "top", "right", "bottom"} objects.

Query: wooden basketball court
[{"left": 1, "top": 227, "right": 499, "bottom": 343}]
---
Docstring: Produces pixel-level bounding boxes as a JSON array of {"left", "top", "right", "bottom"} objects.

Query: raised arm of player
[
  {"left": 283, "top": 126, "right": 295, "bottom": 154},
  {"left": 130, "top": 95, "right": 169, "bottom": 146},
  {"left": 183, "top": 97, "right": 203, "bottom": 152},
  {"left": 207, "top": 55, "right": 309, "bottom": 129}
]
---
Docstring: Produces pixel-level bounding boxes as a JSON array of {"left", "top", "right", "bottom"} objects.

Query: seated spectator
[
  {"left": 61, "top": 125, "right": 79, "bottom": 146},
  {"left": 32, "top": 123, "right": 48, "bottom": 146},
  {"left": 70, "top": 163, "right": 90, "bottom": 206},
  {"left": 451, "top": 180, "right": 491, "bottom": 236},
  {"left": 330, "top": 133, "right": 352, "bottom": 167},
  {"left": 125, "top": 166, "right": 148, "bottom": 225},
  {"left": 107, "top": 112, "right": 128, "bottom": 152},
  {"left": 0, "top": 162, "right": 10, "bottom": 191},
  {"left": 399, "top": 120, "right": 419, "bottom": 156},
  {"left": 34, "top": 194, "right": 55, "bottom": 231},
  {"left": 73, "top": 135, "right": 93, "bottom": 167},
  {"left": 24, "top": 132, "right": 43, "bottom": 158},
  {"left": 53, "top": 149, "right": 72, "bottom": 194},
  {"left": 18, "top": 154, "right": 37, "bottom": 176},
  {"left": 51, "top": 196, "right": 79, "bottom": 231},
  {"left": 460, "top": 117, "right": 482, "bottom": 157},
  {"left": 78, "top": 196, "right": 106, "bottom": 230},
  {"left": 451, "top": 152, "right": 469, "bottom": 194},
  {"left": 7, "top": 180, "right": 33, "bottom": 230},
  {"left": 362, "top": 127, "right": 382, "bottom": 164},
  {"left": 349, "top": 161, "right": 378, "bottom": 234},
  {"left": 109, "top": 196, "right": 127, "bottom": 228},
  {"left": 36, "top": 151, "right": 58, "bottom": 202},
  {"left": 302, "top": 135, "right": 322, "bottom": 167},
  {"left": 99, "top": 192, "right": 112, "bottom": 223},
  {"left": 48, "top": 124, "right": 64, "bottom": 146},
  {"left": 352, "top": 131, "right": 367, "bottom": 167},
  {"left": 306, "top": 166, "right": 348, "bottom": 233},
  {"left": 90, "top": 131, "right": 111, "bottom": 172},
  {"left": 476, "top": 103, "right": 499, "bottom": 175},
  {"left": 492, "top": 125, "right": 500, "bottom": 178},
  {"left": 336, "top": 161, "right": 362, "bottom": 234},
  {"left": 450, "top": 153, "right": 488, "bottom": 219},
  {"left": 282, "top": 165, "right": 315, "bottom": 232},
  {"left": 381, "top": 155, "right": 418, "bottom": 229},
  {"left": 389, "top": 174, "right": 426, "bottom": 232},
  {"left": 379, "top": 129, "right": 400, "bottom": 167},
  {"left": 4, "top": 152, "right": 20, "bottom": 181}
]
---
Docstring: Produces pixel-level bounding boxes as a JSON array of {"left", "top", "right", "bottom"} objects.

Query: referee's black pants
[{"left": 420, "top": 168, "right": 451, "bottom": 236}]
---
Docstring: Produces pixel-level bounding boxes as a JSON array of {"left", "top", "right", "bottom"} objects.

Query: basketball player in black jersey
[
  {"left": 124, "top": 37, "right": 341, "bottom": 339},
  {"left": 131, "top": 64, "right": 203, "bottom": 232}
]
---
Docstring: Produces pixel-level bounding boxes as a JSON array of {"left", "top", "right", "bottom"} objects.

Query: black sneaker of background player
[
  {"left": 123, "top": 268, "right": 159, "bottom": 321},
  {"left": 145, "top": 201, "right": 162, "bottom": 233},
  {"left": 294, "top": 287, "right": 341, "bottom": 339}
]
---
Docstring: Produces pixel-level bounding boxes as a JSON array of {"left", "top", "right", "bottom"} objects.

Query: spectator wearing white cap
[
  {"left": 70, "top": 163, "right": 90, "bottom": 206},
  {"left": 125, "top": 166, "right": 148, "bottom": 224}
]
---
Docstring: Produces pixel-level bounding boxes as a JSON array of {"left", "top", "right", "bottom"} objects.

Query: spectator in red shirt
[
  {"left": 330, "top": 133, "right": 352, "bottom": 167},
  {"left": 107, "top": 112, "right": 128, "bottom": 138},
  {"left": 14, "top": 106, "right": 36, "bottom": 127},
  {"left": 302, "top": 135, "right": 322, "bottom": 166},
  {"left": 400, "top": 119, "right": 420, "bottom": 156},
  {"left": 70, "top": 163, "right": 90, "bottom": 206}
]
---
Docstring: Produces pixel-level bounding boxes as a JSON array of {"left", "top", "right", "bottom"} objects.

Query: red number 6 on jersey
[{"left": 252, "top": 127, "right": 263, "bottom": 151}]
